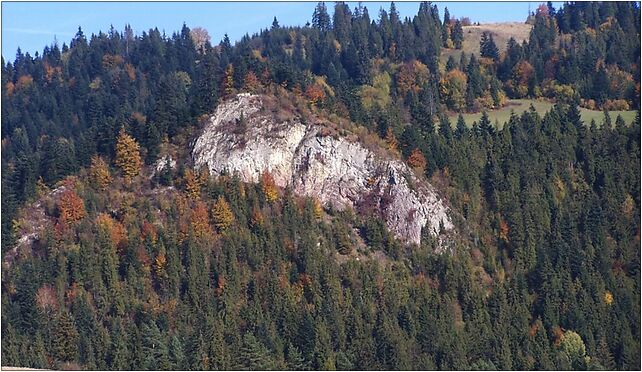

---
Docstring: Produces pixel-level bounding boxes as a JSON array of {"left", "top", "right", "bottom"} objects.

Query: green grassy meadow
[{"left": 447, "top": 99, "right": 638, "bottom": 128}]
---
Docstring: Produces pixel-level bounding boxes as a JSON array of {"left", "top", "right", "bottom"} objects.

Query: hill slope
[{"left": 441, "top": 22, "right": 532, "bottom": 65}]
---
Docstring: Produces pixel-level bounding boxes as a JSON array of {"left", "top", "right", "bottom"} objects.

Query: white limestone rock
[{"left": 192, "top": 93, "right": 454, "bottom": 245}]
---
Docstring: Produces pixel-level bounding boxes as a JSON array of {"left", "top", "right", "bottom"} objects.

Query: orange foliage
[
  {"left": 141, "top": 221, "right": 158, "bottom": 244},
  {"left": 552, "top": 326, "right": 565, "bottom": 347},
  {"left": 95, "top": 213, "right": 127, "bottom": 251},
  {"left": 261, "top": 170, "right": 279, "bottom": 203},
  {"left": 396, "top": 60, "right": 429, "bottom": 97},
  {"left": 137, "top": 246, "right": 152, "bottom": 271},
  {"left": 5, "top": 81, "right": 15, "bottom": 96},
  {"left": 16, "top": 75, "right": 34, "bottom": 90},
  {"left": 384, "top": 127, "right": 398, "bottom": 152},
  {"left": 125, "top": 63, "right": 136, "bottom": 81},
  {"left": 57, "top": 190, "right": 86, "bottom": 226},
  {"left": 305, "top": 84, "right": 326, "bottom": 105},
  {"left": 243, "top": 71, "right": 261, "bottom": 93},
  {"left": 64, "top": 282, "right": 80, "bottom": 306},
  {"left": 214, "top": 275, "right": 226, "bottom": 297},
  {"left": 407, "top": 148, "right": 427, "bottom": 173},
  {"left": 499, "top": 218, "right": 510, "bottom": 242},
  {"left": 102, "top": 54, "right": 124, "bottom": 70},
  {"left": 528, "top": 322, "right": 539, "bottom": 338},
  {"left": 190, "top": 201, "right": 211, "bottom": 238},
  {"left": 43, "top": 62, "right": 62, "bottom": 84},
  {"left": 251, "top": 206, "right": 264, "bottom": 228}
]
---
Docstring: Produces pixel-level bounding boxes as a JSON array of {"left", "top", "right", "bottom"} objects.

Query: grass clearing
[
  {"left": 440, "top": 22, "right": 532, "bottom": 67},
  {"left": 446, "top": 99, "right": 638, "bottom": 128}
]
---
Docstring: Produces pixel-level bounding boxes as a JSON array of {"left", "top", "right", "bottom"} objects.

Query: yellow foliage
[
  {"left": 89, "top": 77, "right": 102, "bottom": 90},
  {"left": 154, "top": 253, "right": 167, "bottom": 277},
  {"left": 313, "top": 199, "right": 323, "bottom": 219},
  {"left": 261, "top": 171, "right": 279, "bottom": 203},
  {"left": 95, "top": 213, "right": 127, "bottom": 250},
  {"left": 440, "top": 69, "right": 467, "bottom": 111},
  {"left": 184, "top": 169, "right": 203, "bottom": 199},
  {"left": 88, "top": 156, "right": 112, "bottom": 191},
  {"left": 359, "top": 72, "right": 391, "bottom": 110},
  {"left": 603, "top": 291, "right": 614, "bottom": 305},
  {"left": 211, "top": 196, "right": 235, "bottom": 231},
  {"left": 222, "top": 64, "right": 235, "bottom": 98},
  {"left": 622, "top": 195, "right": 634, "bottom": 220},
  {"left": 115, "top": 127, "right": 142, "bottom": 183}
]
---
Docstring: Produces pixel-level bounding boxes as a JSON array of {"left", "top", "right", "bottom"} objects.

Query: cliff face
[{"left": 193, "top": 93, "right": 453, "bottom": 245}]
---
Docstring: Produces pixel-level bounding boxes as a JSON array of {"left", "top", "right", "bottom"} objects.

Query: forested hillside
[{"left": 1, "top": 2, "right": 640, "bottom": 370}]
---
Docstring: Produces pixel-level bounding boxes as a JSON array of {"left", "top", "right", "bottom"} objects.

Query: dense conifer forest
[{"left": 1, "top": 2, "right": 640, "bottom": 370}]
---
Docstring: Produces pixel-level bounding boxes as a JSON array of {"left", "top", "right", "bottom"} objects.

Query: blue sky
[{"left": 2, "top": 1, "right": 556, "bottom": 61}]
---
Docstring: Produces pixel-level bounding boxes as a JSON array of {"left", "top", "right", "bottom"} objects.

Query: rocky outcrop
[{"left": 193, "top": 93, "right": 454, "bottom": 245}]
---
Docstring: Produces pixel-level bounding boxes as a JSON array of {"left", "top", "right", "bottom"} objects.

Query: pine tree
[
  {"left": 452, "top": 20, "right": 464, "bottom": 49},
  {"left": 312, "top": 2, "right": 331, "bottom": 32},
  {"left": 51, "top": 311, "right": 79, "bottom": 362},
  {"left": 169, "top": 335, "right": 186, "bottom": 370},
  {"left": 142, "top": 321, "right": 170, "bottom": 370},
  {"left": 286, "top": 342, "right": 309, "bottom": 370},
  {"left": 237, "top": 332, "right": 273, "bottom": 370},
  {"left": 114, "top": 127, "right": 142, "bottom": 183}
]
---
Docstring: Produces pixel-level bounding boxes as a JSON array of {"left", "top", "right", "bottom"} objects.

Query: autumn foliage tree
[
  {"left": 261, "top": 170, "right": 279, "bottom": 203},
  {"left": 57, "top": 189, "right": 86, "bottom": 226},
  {"left": 88, "top": 155, "right": 112, "bottom": 191},
  {"left": 222, "top": 64, "right": 235, "bottom": 98},
  {"left": 95, "top": 213, "right": 127, "bottom": 251},
  {"left": 440, "top": 69, "right": 467, "bottom": 111},
  {"left": 190, "top": 201, "right": 211, "bottom": 239},
  {"left": 184, "top": 169, "right": 203, "bottom": 199},
  {"left": 396, "top": 60, "right": 430, "bottom": 97},
  {"left": 243, "top": 71, "right": 261, "bottom": 93},
  {"left": 115, "top": 127, "right": 142, "bottom": 183},
  {"left": 211, "top": 196, "right": 235, "bottom": 232},
  {"left": 384, "top": 127, "right": 399, "bottom": 152},
  {"left": 305, "top": 84, "right": 326, "bottom": 106},
  {"left": 407, "top": 148, "right": 427, "bottom": 173}
]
